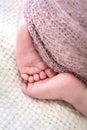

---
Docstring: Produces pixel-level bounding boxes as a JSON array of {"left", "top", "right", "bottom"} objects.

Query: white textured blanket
[{"left": 0, "top": 0, "right": 87, "bottom": 130}]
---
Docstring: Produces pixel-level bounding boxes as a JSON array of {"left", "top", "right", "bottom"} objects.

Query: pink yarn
[{"left": 24, "top": 0, "right": 87, "bottom": 85}]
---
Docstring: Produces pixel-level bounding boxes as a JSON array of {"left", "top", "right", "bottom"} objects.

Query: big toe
[{"left": 45, "top": 68, "right": 56, "bottom": 78}]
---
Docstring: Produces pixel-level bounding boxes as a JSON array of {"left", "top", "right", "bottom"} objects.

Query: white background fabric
[{"left": 0, "top": 0, "right": 87, "bottom": 129}]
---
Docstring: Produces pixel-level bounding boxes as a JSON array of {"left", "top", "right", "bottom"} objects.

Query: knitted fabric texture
[
  {"left": 1, "top": 0, "right": 87, "bottom": 129},
  {"left": 24, "top": 0, "right": 87, "bottom": 85}
]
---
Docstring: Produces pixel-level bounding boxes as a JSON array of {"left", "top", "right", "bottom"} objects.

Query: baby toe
[
  {"left": 40, "top": 71, "right": 47, "bottom": 80},
  {"left": 28, "top": 76, "right": 34, "bottom": 83},
  {"left": 45, "top": 68, "right": 56, "bottom": 78},
  {"left": 21, "top": 74, "right": 29, "bottom": 82},
  {"left": 33, "top": 74, "right": 40, "bottom": 81}
]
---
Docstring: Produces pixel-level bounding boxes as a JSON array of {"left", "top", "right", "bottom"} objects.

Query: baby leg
[{"left": 22, "top": 73, "right": 87, "bottom": 117}]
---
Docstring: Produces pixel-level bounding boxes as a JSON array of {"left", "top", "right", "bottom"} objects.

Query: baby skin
[{"left": 16, "top": 17, "right": 87, "bottom": 117}]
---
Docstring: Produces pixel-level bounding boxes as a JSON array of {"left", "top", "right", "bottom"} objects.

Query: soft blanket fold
[
  {"left": 1, "top": 0, "right": 87, "bottom": 129},
  {"left": 24, "top": 0, "right": 87, "bottom": 85}
]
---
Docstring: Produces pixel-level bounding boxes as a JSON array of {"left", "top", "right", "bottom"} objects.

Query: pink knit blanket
[{"left": 24, "top": 0, "right": 87, "bottom": 85}]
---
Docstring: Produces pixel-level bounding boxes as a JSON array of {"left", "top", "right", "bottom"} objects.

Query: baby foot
[
  {"left": 22, "top": 73, "right": 87, "bottom": 117},
  {"left": 16, "top": 17, "right": 56, "bottom": 83}
]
